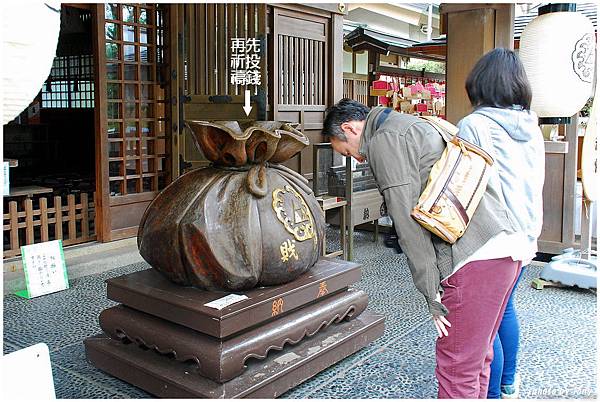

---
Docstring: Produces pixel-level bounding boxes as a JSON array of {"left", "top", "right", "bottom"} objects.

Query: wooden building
[
  {"left": 3, "top": 3, "right": 346, "bottom": 257},
  {"left": 4, "top": 2, "right": 594, "bottom": 259},
  {"left": 342, "top": 23, "right": 445, "bottom": 107}
]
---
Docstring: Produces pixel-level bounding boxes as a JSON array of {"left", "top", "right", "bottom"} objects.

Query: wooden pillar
[
  {"left": 330, "top": 13, "right": 344, "bottom": 104},
  {"left": 494, "top": 5, "right": 515, "bottom": 50},
  {"left": 168, "top": 4, "right": 181, "bottom": 180},
  {"left": 442, "top": 3, "right": 515, "bottom": 124},
  {"left": 367, "top": 51, "right": 380, "bottom": 107},
  {"left": 92, "top": 4, "right": 110, "bottom": 242}
]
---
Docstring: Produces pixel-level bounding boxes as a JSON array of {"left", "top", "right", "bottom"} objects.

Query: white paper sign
[
  {"left": 3, "top": 161, "right": 9, "bottom": 196},
  {"left": 204, "top": 294, "right": 248, "bottom": 310},
  {"left": 2, "top": 343, "right": 56, "bottom": 399},
  {"left": 20, "top": 240, "right": 69, "bottom": 298}
]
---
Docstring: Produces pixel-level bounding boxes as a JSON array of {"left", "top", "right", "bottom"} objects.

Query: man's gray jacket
[{"left": 359, "top": 108, "right": 517, "bottom": 316}]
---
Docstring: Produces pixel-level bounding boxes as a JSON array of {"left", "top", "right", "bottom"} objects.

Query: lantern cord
[{"left": 44, "top": 3, "right": 60, "bottom": 13}]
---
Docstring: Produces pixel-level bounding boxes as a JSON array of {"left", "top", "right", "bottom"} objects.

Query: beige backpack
[{"left": 411, "top": 116, "right": 494, "bottom": 244}]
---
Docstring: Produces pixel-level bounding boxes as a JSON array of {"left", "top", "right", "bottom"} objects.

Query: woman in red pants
[{"left": 435, "top": 48, "right": 545, "bottom": 398}]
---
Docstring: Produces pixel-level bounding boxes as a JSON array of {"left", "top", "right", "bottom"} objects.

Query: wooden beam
[
  {"left": 343, "top": 72, "right": 369, "bottom": 81},
  {"left": 440, "top": 3, "right": 515, "bottom": 14},
  {"left": 64, "top": 3, "right": 93, "bottom": 11},
  {"left": 273, "top": 3, "right": 345, "bottom": 17},
  {"left": 376, "top": 66, "right": 446, "bottom": 81},
  {"left": 388, "top": 45, "right": 445, "bottom": 62}
]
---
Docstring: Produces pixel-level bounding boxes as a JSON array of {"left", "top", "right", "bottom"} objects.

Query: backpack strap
[
  {"left": 374, "top": 108, "right": 393, "bottom": 131},
  {"left": 419, "top": 115, "right": 494, "bottom": 165},
  {"left": 419, "top": 115, "right": 459, "bottom": 143}
]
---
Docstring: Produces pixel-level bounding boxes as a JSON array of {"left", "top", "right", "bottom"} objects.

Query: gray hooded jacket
[{"left": 456, "top": 106, "right": 545, "bottom": 252}]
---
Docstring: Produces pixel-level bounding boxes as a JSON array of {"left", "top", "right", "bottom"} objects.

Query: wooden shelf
[{"left": 8, "top": 185, "right": 54, "bottom": 198}]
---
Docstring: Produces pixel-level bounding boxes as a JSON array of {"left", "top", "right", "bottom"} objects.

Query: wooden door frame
[
  {"left": 92, "top": 4, "right": 170, "bottom": 242},
  {"left": 168, "top": 4, "right": 182, "bottom": 179},
  {"left": 92, "top": 3, "right": 110, "bottom": 241}
]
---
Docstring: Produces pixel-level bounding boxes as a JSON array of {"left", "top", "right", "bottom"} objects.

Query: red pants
[{"left": 435, "top": 257, "right": 522, "bottom": 399}]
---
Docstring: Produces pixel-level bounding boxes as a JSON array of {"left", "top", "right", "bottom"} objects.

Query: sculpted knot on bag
[{"left": 137, "top": 120, "right": 325, "bottom": 290}]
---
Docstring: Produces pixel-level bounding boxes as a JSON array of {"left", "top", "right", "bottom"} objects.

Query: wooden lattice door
[
  {"left": 94, "top": 3, "right": 169, "bottom": 241},
  {"left": 169, "top": 4, "right": 268, "bottom": 176},
  {"left": 272, "top": 6, "right": 331, "bottom": 177}
]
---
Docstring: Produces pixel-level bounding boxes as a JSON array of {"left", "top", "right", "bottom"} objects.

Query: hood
[{"left": 473, "top": 106, "right": 539, "bottom": 142}]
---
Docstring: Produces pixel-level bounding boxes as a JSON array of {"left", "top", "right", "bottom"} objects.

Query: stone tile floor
[{"left": 3, "top": 230, "right": 597, "bottom": 399}]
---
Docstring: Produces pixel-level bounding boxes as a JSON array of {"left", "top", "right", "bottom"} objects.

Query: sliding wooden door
[
  {"left": 169, "top": 3, "right": 268, "bottom": 176},
  {"left": 94, "top": 3, "right": 169, "bottom": 241}
]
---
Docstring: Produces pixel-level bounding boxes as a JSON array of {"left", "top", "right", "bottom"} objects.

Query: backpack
[{"left": 411, "top": 116, "right": 494, "bottom": 244}]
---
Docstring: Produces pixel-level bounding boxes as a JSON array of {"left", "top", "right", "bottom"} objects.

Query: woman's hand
[{"left": 433, "top": 292, "right": 451, "bottom": 338}]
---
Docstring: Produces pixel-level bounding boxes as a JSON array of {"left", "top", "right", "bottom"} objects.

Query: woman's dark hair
[
  {"left": 466, "top": 48, "right": 532, "bottom": 110},
  {"left": 323, "top": 98, "right": 370, "bottom": 141}
]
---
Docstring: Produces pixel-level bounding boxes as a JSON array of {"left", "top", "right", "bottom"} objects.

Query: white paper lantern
[
  {"left": 1, "top": 1, "right": 61, "bottom": 125},
  {"left": 519, "top": 4, "right": 596, "bottom": 120}
]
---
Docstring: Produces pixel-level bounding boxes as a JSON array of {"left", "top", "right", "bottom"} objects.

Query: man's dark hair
[
  {"left": 323, "top": 98, "right": 370, "bottom": 141},
  {"left": 466, "top": 48, "right": 532, "bottom": 110}
]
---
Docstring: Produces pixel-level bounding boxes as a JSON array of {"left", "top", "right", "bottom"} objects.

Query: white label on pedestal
[{"left": 204, "top": 294, "right": 248, "bottom": 310}]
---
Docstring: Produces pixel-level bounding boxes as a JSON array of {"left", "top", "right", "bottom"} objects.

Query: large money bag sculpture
[{"left": 138, "top": 120, "right": 325, "bottom": 290}]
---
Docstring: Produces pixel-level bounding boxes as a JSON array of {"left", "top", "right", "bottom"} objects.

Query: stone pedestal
[{"left": 85, "top": 258, "right": 384, "bottom": 398}]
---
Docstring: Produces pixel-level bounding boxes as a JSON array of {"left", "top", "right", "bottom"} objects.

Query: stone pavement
[{"left": 2, "top": 230, "right": 597, "bottom": 398}]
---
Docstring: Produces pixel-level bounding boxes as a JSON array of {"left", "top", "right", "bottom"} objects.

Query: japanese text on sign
[
  {"left": 20, "top": 240, "right": 69, "bottom": 298},
  {"left": 272, "top": 298, "right": 284, "bottom": 316},
  {"left": 230, "top": 38, "right": 262, "bottom": 86},
  {"left": 317, "top": 281, "right": 329, "bottom": 298}
]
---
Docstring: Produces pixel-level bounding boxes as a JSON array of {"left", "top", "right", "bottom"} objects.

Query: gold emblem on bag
[{"left": 272, "top": 185, "right": 316, "bottom": 242}]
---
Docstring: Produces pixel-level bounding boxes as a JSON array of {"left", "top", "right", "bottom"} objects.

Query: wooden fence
[
  {"left": 343, "top": 77, "right": 369, "bottom": 105},
  {"left": 3, "top": 193, "right": 96, "bottom": 258}
]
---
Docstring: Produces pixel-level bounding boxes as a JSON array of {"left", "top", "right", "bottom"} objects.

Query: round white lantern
[
  {"left": 1, "top": 1, "right": 61, "bottom": 125},
  {"left": 519, "top": 4, "right": 596, "bottom": 121}
]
